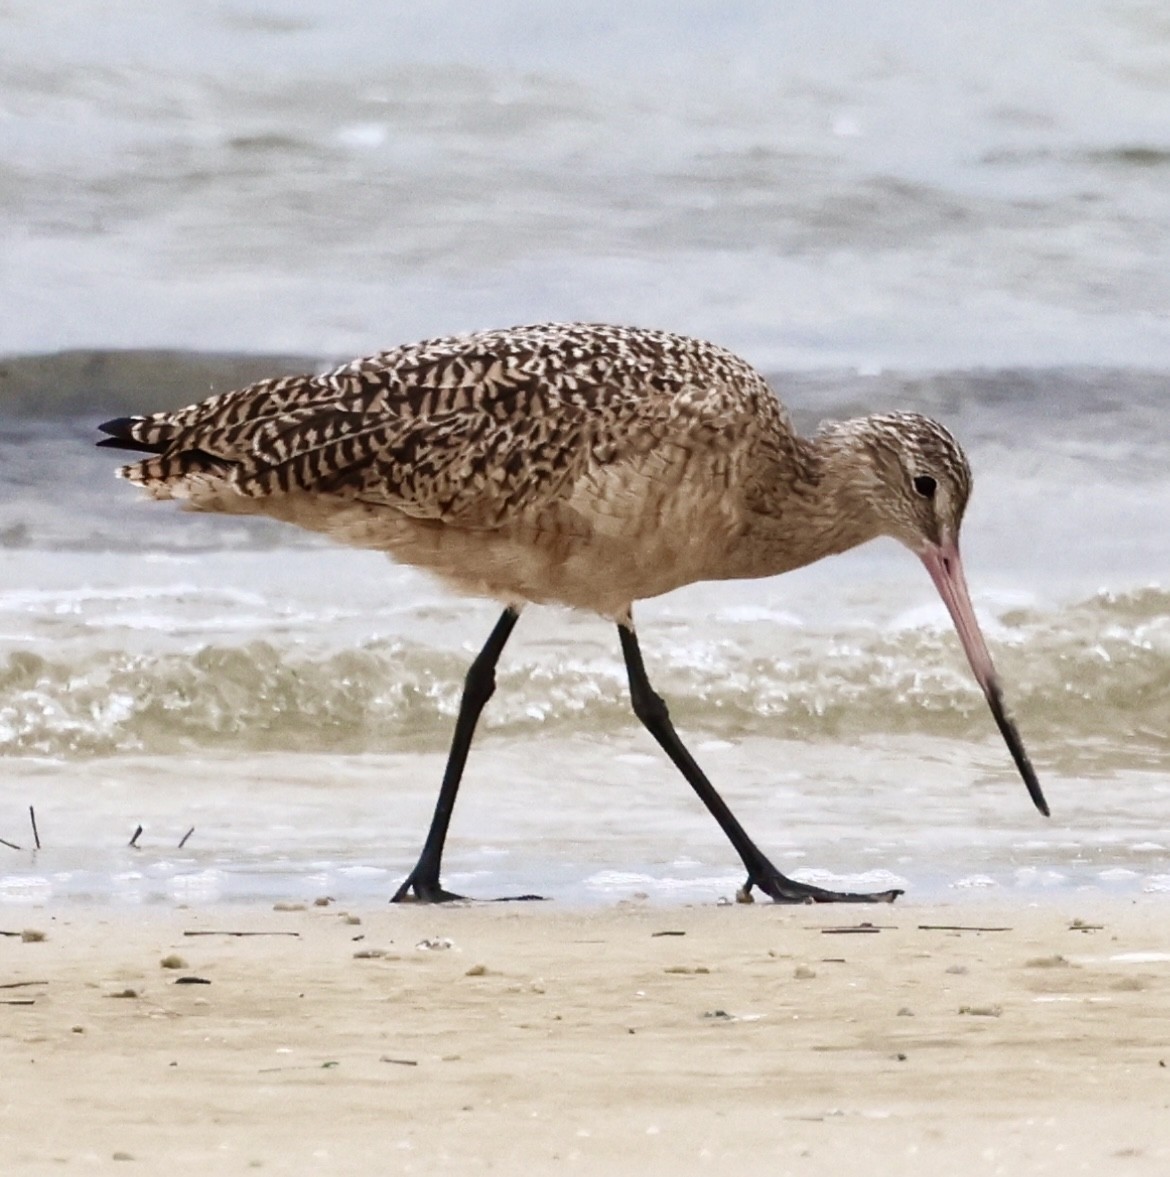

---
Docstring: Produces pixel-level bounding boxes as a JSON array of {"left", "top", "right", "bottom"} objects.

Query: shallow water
[
  {"left": 2, "top": 374, "right": 1167, "bottom": 905},
  {"left": 3, "top": 741, "right": 1169, "bottom": 908},
  {"left": 1, "top": 2, "right": 1168, "bottom": 906}
]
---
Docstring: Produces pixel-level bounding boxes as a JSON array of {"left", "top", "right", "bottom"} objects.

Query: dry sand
[{"left": 2, "top": 897, "right": 1169, "bottom": 1175}]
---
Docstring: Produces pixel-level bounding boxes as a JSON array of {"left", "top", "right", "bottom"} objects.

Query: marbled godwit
[{"left": 98, "top": 322, "right": 1047, "bottom": 904}]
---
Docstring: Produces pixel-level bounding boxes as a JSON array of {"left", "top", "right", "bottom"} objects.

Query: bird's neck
[{"left": 731, "top": 419, "right": 887, "bottom": 580}]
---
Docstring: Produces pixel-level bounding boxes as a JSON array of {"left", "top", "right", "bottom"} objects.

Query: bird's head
[
  {"left": 818, "top": 411, "right": 1048, "bottom": 818},
  {"left": 839, "top": 412, "right": 972, "bottom": 554}
]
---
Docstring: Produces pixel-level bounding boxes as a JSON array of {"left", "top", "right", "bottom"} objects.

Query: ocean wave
[{"left": 1, "top": 587, "right": 1165, "bottom": 764}]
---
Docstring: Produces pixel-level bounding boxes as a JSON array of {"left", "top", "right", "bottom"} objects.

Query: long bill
[{"left": 919, "top": 540, "right": 1049, "bottom": 817}]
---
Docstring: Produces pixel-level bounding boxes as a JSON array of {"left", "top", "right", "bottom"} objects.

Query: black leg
[
  {"left": 392, "top": 607, "right": 521, "bottom": 903},
  {"left": 617, "top": 620, "right": 901, "bottom": 905}
]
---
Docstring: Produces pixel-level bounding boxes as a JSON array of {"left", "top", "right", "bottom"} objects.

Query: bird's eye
[{"left": 912, "top": 475, "right": 937, "bottom": 499}]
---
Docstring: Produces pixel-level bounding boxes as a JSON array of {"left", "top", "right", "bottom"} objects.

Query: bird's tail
[{"left": 96, "top": 414, "right": 230, "bottom": 496}]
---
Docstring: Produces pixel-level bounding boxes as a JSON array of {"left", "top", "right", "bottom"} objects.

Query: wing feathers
[{"left": 103, "top": 323, "right": 783, "bottom": 524}]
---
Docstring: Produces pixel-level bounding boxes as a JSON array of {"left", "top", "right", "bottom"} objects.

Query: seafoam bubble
[
  {"left": 714, "top": 605, "right": 803, "bottom": 626},
  {"left": 1098, "top": 868, "right": 1140, "bottom": 882},
  {"left": 168, "top": 869, "right": 224, "bottom": 903},
  {"left": 112, "top": 870, "right": 146, "bottom": 903},
  {"left": 0, "top": 875, "right": 53, "bottom": 903},
  {"left": 582, "top": 868, "right": 742, "bottom": 900},
  {"left": 789, "top": 868, "right": 908, "bottom": 892},
  {"left": 337, "top": 865, "right": 391, "bottom": 879},
  {"left": 1014, "top": 867, "right": 1068, "bottom": 888},
  {"left": 585, "top": 870, "right": 656, "bottom": 893}
]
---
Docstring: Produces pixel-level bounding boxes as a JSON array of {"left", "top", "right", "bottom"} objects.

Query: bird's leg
[
  {"left": 392, "top": 607, "right": 521, "bottom": 903},
  {"left": 617, "top": 621, "right": 902, "bottom": 905}
]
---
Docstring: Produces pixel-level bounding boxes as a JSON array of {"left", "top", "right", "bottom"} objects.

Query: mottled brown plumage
[{"left": 99, "top": 321, "right": 1045, "bottom": 905}]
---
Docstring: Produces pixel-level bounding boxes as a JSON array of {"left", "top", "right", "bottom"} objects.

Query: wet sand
[{"left": 2, "top": 898, "right": 1168, "bottom": 1175}]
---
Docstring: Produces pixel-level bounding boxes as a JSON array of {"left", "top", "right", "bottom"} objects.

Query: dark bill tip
[{"left": 985, "top": 682, "right": 1049, "bottom": 817}]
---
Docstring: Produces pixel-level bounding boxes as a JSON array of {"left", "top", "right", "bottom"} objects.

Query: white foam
[
  {"left": 789, "top": 868, "right": 908, "bottom": 892},
  {"left": 168, "top": 869, "right": 225, "bottom": 903},
  {"left": 714, "top": 605, "right": 803, "bottom": 627},
  {"left": 0, "top": 875, "right": 53, "bottom": 903}
]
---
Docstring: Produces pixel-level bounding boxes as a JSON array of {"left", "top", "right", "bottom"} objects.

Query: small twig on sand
[
  {"left": 0, "top": 980, "right": 48, "bottom": 990},
  {"left": 28, "top": 807, "right": 40, "bottom": 850},
  {"left": 917, "top": 924, "right": 1012, "bottom": 933},
  {"left": 128, "top": 825, "right": 143, "bottom": 849},
  {"left": 183, "top": 930, "right": 301, "bottom": 938},
  {"left": 818, "top": 921, "right": 895, "bottom": 933},
  {"left": 178, "top": 827, "right": 195, "bottom": 849},
  {"left": 0, "top": 836, "right": 20, "bottom": 851}
]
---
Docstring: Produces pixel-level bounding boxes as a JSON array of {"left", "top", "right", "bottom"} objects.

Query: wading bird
[{"left": 98, "top": 322, "right": 1047, "bottom": 904}]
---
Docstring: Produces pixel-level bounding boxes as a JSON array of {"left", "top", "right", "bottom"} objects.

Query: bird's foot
[
  {"left": 739, "top": 869, "right": 903, "bottom": 905},
  {"left": 390, "top": 873, "right": 469, "bottom": 904},
  {"left": 390, "top": 870, "right": 548, "bottom": 904}
]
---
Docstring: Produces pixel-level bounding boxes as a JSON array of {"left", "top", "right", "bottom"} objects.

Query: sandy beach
[{"left": 2, "top": 897, "right": 1168, "bottom": 1175}]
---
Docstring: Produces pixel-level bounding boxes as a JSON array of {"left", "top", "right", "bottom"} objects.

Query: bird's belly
[
  {"left": 253, "top": 490, "right": 739, "bottom": 618},
  {"left": 449, "top": 528, "right": 724, "bottom": 615}
]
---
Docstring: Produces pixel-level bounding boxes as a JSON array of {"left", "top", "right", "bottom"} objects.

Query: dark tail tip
[
  {"left": 96, "top": 417, "right": 164, "bottom": 455},
  {"left": 98, "top": 416, "right": 135, "bottom": 437}
]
